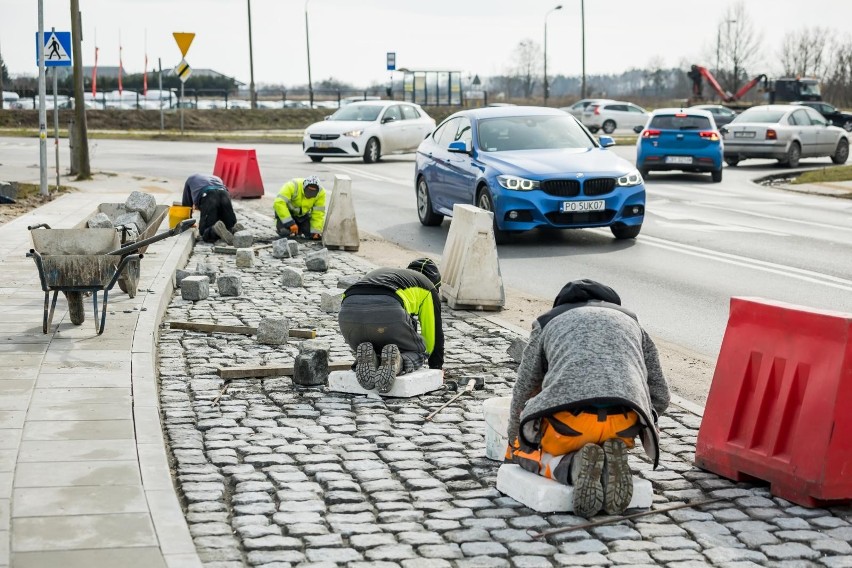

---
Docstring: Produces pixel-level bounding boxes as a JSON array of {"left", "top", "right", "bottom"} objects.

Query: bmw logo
[{"left": 576, "top": 173, "right": 584, "bottom": 178}]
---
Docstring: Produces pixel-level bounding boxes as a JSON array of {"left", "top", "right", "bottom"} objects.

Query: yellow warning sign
[
  {"left": 173, "top": 32, "right": 195, "bottom": 57},
  {"left": 174, "top": 59, "right": 193, "bottom": 83}
]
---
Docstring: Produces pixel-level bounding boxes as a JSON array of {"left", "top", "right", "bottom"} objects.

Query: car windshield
[
  {"left": 477, "top": 115, "right": 595, "bottom": 152},
  {"left": 734, "top": 109, "right": 786, "bottom": 123},
  {"left": 649, "top": 115, "right": 712, "bottom": 130},
  {"left": 329, "top": 105, "right": 382, "bottom": 121}
]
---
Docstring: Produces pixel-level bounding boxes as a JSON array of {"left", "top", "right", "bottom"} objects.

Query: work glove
[
  {"left": 289, "top": 224, "right": 299, "bottom": 236},
  {"left": 311, "top": 232, "right": 322, "bottom": 240}
]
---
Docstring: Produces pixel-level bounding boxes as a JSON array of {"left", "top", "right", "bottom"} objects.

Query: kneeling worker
[
  {"left": 506, "top": 279, "right": 670, "bottom": 518},
  {"left": 181, "top": 173, "right": 241, "bottom": 244},
  {"left": 274, "top": 175, "right": 326, "bottom": 239},
  {"left": 338, "top": 258, "right": 444, "bottom": 393}
]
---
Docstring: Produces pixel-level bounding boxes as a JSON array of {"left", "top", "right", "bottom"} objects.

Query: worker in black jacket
[{"left": 181, "top": 174, "right": 242, "bottom": 244}]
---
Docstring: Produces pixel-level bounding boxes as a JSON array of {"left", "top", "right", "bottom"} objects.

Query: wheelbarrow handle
[
  {"left": 106, "top": 254, "right": 143, "bottom": 291},
  {"left": 25, "top": 249, "right": 49, "bottom": 292},
  {"left": 27, "top": 223, "right": 51, "bottom": 231},
  {"left": 106, "top": 218, "right": 197, "bottom": 256}
]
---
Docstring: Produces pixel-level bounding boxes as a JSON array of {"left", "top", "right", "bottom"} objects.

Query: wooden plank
[
  {"left": 168, "top": 321, "right": 317, "bottom": 339},
  {"left": 213, "top": 246, "right": 237, "bottom": 255},
  {"left": 217, "top": 360, "right": 353, "bottom": 380}
]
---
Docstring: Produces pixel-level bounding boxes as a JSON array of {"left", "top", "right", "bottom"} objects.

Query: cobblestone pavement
[{"left": 157, "top": 209, "right": 852, "bottom": 568}]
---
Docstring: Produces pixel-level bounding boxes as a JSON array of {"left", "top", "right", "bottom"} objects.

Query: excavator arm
[
  {"left": 688, "top": 65, "right": 767, "bottom": 103},
  {"left": 733, "top": 74, "right": 768, "bottom": 101}
]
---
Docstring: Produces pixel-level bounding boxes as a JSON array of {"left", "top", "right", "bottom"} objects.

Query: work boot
[
  {"left": 570, "top": 443, "right": 605, "bottom": 519},
  {"left": 376, "top": 344, "right": 403, "bottom": 393},
  {"left": 212, "top": 220, "right": 234, "bottom": 245},
  {"left": 355, "top": 342, "right": 378, "bottom": 389},
  {"left": 602, "top": 438, "right": 633, "bottom": 515}
]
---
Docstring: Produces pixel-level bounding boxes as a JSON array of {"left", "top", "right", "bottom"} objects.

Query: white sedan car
[
  {"left": 582, "top": 100, "right": 649, "bottom": 134},
  {"left": 303, "top": 101, "right": 435, "bottom": 163}
]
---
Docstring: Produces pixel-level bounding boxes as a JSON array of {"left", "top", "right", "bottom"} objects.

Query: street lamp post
[
  {"left": 247, "top": 0, "right": 256, "bottom": 109},
  {"left": 580, "top": 0, "right": 586, "bottom": 98},
  {"left": 543, "top": 4, "right": 562, "bottom": 105},
  {"left": 305, "top": 0, "right": 314, "bottom": 109},
  {"left": 715, "top": 18, "right": 736, "bottom": 92}
]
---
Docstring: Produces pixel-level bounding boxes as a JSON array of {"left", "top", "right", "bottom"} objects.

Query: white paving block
[
  {"left": 496, "top": 464, "right": 653, "bottom": 513},
  {"left": 328, "top": 368, "right": 443, "bottom": 398}
]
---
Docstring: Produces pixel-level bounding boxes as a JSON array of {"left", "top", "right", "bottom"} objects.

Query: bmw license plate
[
  {"left": 314, "top": 141, "right": 333, "bottom": 149},
  {"left": 665, "top": 156, "right": 693, "bottom": 165},
  {"left": 562, "top": 200, "right": 605, "bottom": 213},
  {"left": 734, "top": 131, "right": 756, "bottom": 138}
]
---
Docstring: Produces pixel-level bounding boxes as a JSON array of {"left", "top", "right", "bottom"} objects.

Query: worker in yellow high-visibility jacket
[{"left": 273, "top": 175, "right": 327, "bottom": 239}]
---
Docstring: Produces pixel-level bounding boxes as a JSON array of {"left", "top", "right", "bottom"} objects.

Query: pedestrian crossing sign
[{"left": 35, "top": 31, "right": 72, "bottom": 67}]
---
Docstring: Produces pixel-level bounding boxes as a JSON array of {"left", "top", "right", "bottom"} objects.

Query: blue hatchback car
[
  {"left": 634, "top": 108, "right": 724, "bottom": 183},
  {"left": 414, "top": 106, "right": 646, "bottom": 242}
]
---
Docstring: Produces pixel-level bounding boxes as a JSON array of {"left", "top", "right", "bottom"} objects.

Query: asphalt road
[{"left": 2, "top": 136, "right": 851, "bottom": 362}]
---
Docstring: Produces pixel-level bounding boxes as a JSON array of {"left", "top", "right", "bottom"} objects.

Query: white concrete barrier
[
  {"left": 496, "top": 464, "right": 653, "bottom": 513},
  {"left": 322, "top": 174, "right": 360, "bottom": 251},
  {"left": 439, "top": 204, "right": 504, "bottom": 310},
  {"left": 328, "top": 368, "right": 443, "bottom": 398}
]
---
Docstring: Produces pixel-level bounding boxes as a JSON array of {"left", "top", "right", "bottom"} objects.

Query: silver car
[{"left": 722, "top": 104, "right": 849, "bottom": 167}]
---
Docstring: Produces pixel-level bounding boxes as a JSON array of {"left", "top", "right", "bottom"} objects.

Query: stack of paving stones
[{"left": 157, "top": 207, "right": 852, "bottom": 568}]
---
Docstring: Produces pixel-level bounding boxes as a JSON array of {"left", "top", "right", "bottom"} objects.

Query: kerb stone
[
  {"left": 233, "top": 230, "right": 254, "bottom": 249},
  {"left": 217, "top": 274, "right": 242, "bottom": 297},
  {"left": 305, "top": 248, "right": 329, "bottom": 272},
  {"left": 125, "top": 190, "right": 158, "bottom": 221},
  {"left": 181, "top": 276, "right": 209, "bottom": 301},
  {"left": 258, "top": 317, "right": 289, "bottom": 345},
  {"left": 175, "top": 268, "right": 201, "bottom": 288},
  {"left": 281, "top": 267, "right": 304, "bottom": 287},
  {"left": 87, "top": 212, "right": 114, "bottom": 229},
  {"left": 235, "top": 249, "right": 254, "bottom": 268},
  {"left": 293, "top": 350, "right": 329, "bottom": 387}
]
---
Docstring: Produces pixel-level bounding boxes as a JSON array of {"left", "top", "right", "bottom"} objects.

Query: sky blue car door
[
  {"left": 429, "top": 118, "right": 460, "bottom": 216},
  {"left": 444, "top": 117, "right": 478, "bottom": 206}
]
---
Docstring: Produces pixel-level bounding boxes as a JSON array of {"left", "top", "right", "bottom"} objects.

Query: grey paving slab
[
  {"left": 11, "top": 547, "right": 168, "bottom": 568},
  {"left": 13, "top": 461, "right": 141, "bottom": 488},
  {"left": 0, "top": 430, "right": 22, "bottom": 450},
  {"left": 17, "top": 439, "right": 137, "bottom": 462},
  {"left": 22, "top": 419, "right": 134, "bottom": 441},
  {"left": 11, "top": 513, "right": 159, "bottom": 551},
  {"left": 24, "top": 401, "right": 132, "bottom": 422},
  {"left": 29, "top": 387, "right": 130, "bottom": 405},
  {"left": 0, "top": 451, "right": 15, "bottom": 473},
  {"left": 12, "top": 485, "right": 148, "bottom": 517},
  {"left": 0, "top": 413, "right": 24, "bottom": 430},
  {"left": 34, "top": 372, "right": 130, "bottom": 388}
]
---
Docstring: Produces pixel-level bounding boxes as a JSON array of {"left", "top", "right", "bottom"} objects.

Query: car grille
[
  {"left": 583, "top": 178, "right": 616, "bottom": 196},
  {"left": 310, "top": 134, "right": 340, "bottom": 140},
  {"left": 545, "top": 210, "right": 616, "bottom": 225},
  {"left": 306, "top": 147, "right": 347, "bottom": 154},
  {"left": 541, "top": 180, "right": 580, "bottom": 197}
]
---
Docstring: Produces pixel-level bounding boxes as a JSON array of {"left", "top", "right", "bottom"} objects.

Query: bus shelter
[{"left": 401, "top": 70, "right": 462, "bottom": 106}]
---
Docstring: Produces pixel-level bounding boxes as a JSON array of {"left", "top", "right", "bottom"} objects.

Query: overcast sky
[{"left": 2, "top": 0, "right": 850, "bottom": 87}]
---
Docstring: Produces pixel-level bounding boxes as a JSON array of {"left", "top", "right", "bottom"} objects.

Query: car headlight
[
  {"left": 342, "top": 130, "right": 363, "bottom": 137},
  {"left": 616, "top": 170, "right": 643, "bottom": 187},
  {"left": 497, "top": 175, "right": 539, "bottom": 191}
]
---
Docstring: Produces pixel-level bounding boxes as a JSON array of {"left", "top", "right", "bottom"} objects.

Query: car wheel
[
  {"left": 724, "top": 156, "right": 740, "bottom": 167},
  {"left": 309, "top": 156, "right": 323, "bottom": 163},
  {"left": 610, "top": 223, "right": 641, "bottom": 240},
  {"left": 602, "top": 120, "right": 616, "bottom": 134},
  {"left": 782, "top": 142, "right": 801, "bottom": 168},
  {"left": 476, "top": 188, "right": 510, "bottom": 245},
  {"left": 711, "top": 168, "right": 723, "bottom": 183},
  {"left": 832, "top": 138, "right": 849, "bottom": 164},
  {"left": 416, "top": 177, "right": 444, "bottom": 227},
  {"left": 588, "top": 126, "right": 600, "bottom": 134},
  {"left": 363, "top": 138, "right": 381, "bottom": 163}
]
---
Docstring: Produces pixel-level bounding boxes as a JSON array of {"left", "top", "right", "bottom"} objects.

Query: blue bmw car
[{"left": 414, "top": 106, "right": 646, "bottom": 242}]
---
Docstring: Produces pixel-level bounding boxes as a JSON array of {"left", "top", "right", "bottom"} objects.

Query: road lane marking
[
  {"left": 690, "top": 202, "right": 852, "bottom": 234},
  {"left": 654, "top": 220, "right": 788, "bottom": 235},
  {"left": 328, "top": 164, "right": 410, "bottom": 186}
]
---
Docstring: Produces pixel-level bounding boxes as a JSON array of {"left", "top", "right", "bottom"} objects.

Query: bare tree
[
  {"left": 511, "top": 39, "right": 542, "bottom": 99},
  {"left": 717, "top": 1, "right": 763, "bottom": 91},
  {"left": 824, "top": 34, "right": 852, "bottom": 107},
  {"left": 644, "top": 56, "right": 667, "bottom": 95},
  {"left": 780, "top": 27, "right": 830, "bottom": 78}
]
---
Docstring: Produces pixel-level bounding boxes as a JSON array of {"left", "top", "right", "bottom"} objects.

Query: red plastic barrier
[
  {"left": 695, "top": 297, "right": 852, "bottom": 508},
  {"left": 213, "top": 148, "right": 264, "bottom": 198}
]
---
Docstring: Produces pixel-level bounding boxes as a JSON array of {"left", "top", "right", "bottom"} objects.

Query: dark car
[
  {"left": 793, "top": 101, "right": 852, "bottom": 132},
  {"left": 690, "top": 104, "right": 738, "bottom": 127}
]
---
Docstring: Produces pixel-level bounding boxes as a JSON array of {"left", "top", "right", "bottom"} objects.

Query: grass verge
[{"left": 792, "top": 165, "right": 852, "bottom": 185}]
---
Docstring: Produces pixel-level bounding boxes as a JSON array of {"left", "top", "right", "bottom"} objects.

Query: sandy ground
[{"left": 238, "top": 196, "right": 714, "bottom": 406}]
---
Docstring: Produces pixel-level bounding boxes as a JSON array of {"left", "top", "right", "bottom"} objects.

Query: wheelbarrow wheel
[
  {"left": 118, "top": 258, "right": 140, "bottom": 298},
  {"left": 64, "top": 291, "right": 85, "bottom": 325}
]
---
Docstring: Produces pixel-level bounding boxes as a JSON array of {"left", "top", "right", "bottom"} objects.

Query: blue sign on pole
[
  {"left": 35, "top": 31, "right": 72, "bottom": 67},
  {"left": 386, "top": 52, "right": 396, "bottom": 71}
]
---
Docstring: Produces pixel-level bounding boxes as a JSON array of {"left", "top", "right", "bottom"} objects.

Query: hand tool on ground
[{"left": 426, "top": 376, "right": 485, "bottom": 421}]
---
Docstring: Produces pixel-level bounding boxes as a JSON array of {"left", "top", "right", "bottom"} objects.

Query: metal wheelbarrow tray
[{"left": 27, "top": 219, "right": 195, "bottom": 335}]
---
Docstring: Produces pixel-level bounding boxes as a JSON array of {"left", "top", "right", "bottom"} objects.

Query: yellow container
[{"left": 169, "top": 205, "right": 192, "bottom": 229}]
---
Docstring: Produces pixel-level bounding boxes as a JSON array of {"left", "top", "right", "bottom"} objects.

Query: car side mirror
[
  {"left": 382, "top": 116, "right": 396, "bottom": 124},
  {"left": 448, "top": 140, "right": 471, "bottom": 154},
  {"left": 719, "top": 126, "right": 729, "bottom": 135},
  {"left": 598, "top": 135, "right": 615, "bottom": 148},
  {"left": 632, "top": 125, "right": 643, "bottom": 134}
]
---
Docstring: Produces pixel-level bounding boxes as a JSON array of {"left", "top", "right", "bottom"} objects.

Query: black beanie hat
[{"left": 407, "top": 257, "right": 441, "bottom": 289}]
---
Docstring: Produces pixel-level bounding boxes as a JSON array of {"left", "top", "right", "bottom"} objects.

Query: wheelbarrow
[
  {"left": 77, "top": 203, "right": 170, "bottom": 298},
  {"left": 27, "top": 219, "right": 196, "bottom": 335}
]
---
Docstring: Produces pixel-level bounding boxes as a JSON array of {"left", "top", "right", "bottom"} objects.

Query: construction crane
[{"left": 686, "top": 64, "right": 822, "bottom": 107}]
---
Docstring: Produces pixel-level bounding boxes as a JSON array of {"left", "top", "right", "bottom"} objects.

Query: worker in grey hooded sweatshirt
[{"left": 506, "top": 279, "right": 669, "bottom": 518}]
